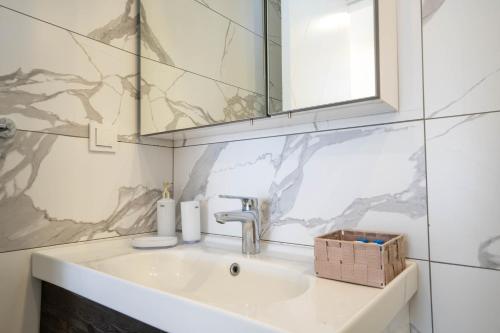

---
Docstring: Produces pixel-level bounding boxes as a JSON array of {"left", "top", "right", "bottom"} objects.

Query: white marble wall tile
[
  {"left": 0, "top": 8, "right": 141, "bottom": 143},
  {"left": 0, "top": 0, "right": 138, "bottom": 54},
  {"left": 140, "top": 57, "right": 265, "bottom": 134},
  {"left": 431, "top": 263, "right": 500, "bottom": 333},
  {"left": 140, "top": 0, "right": 265, "bottom": 95},
  {"left": 195, "top": 0, "right": 264, "bottom": 36},
  {"left": 426, "top": 112, "right": 500, "bottom": 269},
  {"left": 408, "top": 260, "right": 433, "bottom": 333},
  {"left": 423, "top": 0, "right": 500, "bottom": 118},
  {"left": 0, "top": 131, "right": 173, "bottom": 252},
  {"left": 174, "top": 121, "right": 428, "bottom": 259}
]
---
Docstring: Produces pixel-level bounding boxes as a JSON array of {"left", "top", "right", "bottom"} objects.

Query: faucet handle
[{"left": 219, "top": 195, "right": 258, "bottom": 212}]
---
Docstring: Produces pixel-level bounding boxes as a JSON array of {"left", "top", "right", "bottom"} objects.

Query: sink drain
[{"left": 229, "top": 263, "right": 240, "bottom": 276}]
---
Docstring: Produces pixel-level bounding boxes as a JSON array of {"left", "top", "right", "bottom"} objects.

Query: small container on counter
[
  {"left": 157, "top": 181, "right": 176, "bottom": 237},
  {"left": 181, "top": 200, "right": 201, "bottom": 243},
  {"left": 314, "top": 230, "right": 407, "bottom": 288}
]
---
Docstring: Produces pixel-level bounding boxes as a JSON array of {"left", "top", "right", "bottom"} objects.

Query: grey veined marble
[
  {"left": 426, "top": 112, "right": 500, "bottom": 269},
  {"left": 139, "top": 0, "right": 265, "bottom": 90},
  {"left": 423, "top": 0, "right": 500, "bottom": 119},
  {"left": 478, "top": 235, "right": 500, "bottom": 269},
  {"left": 0, "top": 0, "right": 140, "bottom": 54},
  {"left": 175, "top": 122, "right": 428, "bottom": 257},
  {"left": 0, "top": 6, "right": 140, "bottom": 141},
  {"left": 421, "top": 0, "right": 446, "bottom": 23},
  {"left": 139, "top": 0, "right": 175, "bottom": 65},
  {"left": 138, "top": 0, "right": 266, "bottom": 134},
  {"left": 0, "top": 131, "right": 162, "bottom": 252},
  {"left": 87, "top": 0, "right": 139, "bottom": 52},
  {"left": 140, "top": 58, "right": 266, "bottom": 134}
]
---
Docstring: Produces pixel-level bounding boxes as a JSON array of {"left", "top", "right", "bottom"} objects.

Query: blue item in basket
[
  {"left": 373, "top": 239, "right": 385, "bottom": 245},
  {"left": 356, "top": 237, "right": 369, "bottom": 243}
]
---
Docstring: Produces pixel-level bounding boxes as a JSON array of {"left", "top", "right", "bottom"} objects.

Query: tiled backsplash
[
  {"left": 174, "top": 121, "right": 428, "bottom": 259},
  {"left": 174, "top": 114, "right": 434, "bottom": 333},
  {"left": 0, "top": 0, "right": 173, "bottom": 250},
  {"left": 0, "top": 131, "right": 171, "bottom": 252}
]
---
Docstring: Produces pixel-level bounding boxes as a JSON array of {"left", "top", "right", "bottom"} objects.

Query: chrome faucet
[{"left": 214, "top": 195, "right": 260, "bottom": 255}]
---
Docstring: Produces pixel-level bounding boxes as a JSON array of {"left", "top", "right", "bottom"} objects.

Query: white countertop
[{"left": 32, "top": 234, "right": 417, "bottom": 333}]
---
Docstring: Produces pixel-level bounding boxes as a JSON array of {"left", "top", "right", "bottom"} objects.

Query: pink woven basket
[{"left": 314, "top": 230, "right": 407, "bottom": 288}]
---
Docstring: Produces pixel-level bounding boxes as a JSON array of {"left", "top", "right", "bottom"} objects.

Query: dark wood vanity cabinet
[{"left": 40, "top": 282, "right": 166, "bottom": 333}]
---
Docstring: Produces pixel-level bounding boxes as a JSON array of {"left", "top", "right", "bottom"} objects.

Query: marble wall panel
[
  {"left": 0, "top": 131, "right": 173, "bottom": 252},
  {"left": 0, "top": 8, "right": 140, "bottom": 142},
  {"left": 174, "top": 121, "right": 428, "bottom": 259},
  {"left": 426, "top": 112, "right": 500, "bottom": 269},
  {"left": 140, "top": 57, "right": 266, "bottom": 134},
  {"left": 140, "top": 0, "right": 265, "bottom": 95},
  {"left": 431, "top": 263, "right": 500, "bottom": 333},
  {"left": 0, "top": 0, "right": 138, "bottom": 54},
  {"left": 423, "top": 0, "right": 500, "bottom": 118},
  {"left": 195, "top": 0, "right": 264, "bottom": 36}
]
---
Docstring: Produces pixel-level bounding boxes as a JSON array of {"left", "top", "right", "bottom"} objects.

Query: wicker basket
[{"left": 314, "top": 230, "right": 406, "bottom": 288}]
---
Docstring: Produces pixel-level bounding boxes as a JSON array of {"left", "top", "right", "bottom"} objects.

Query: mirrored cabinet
[
  {"left": 140, "top": 0, "right": 399, "bottom": 137},
  {"left": 139, "top": 0, "right": 267, "bottom": 135},
  {"left": 268, "top": 0, "right": 398, "bottom": 115}
]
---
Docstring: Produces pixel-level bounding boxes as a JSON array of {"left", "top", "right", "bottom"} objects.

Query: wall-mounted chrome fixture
[
  {"left": 0, "top": 118, "right": 16, "bottom": 139},
  {"left": 214, "top": 195, "right": 260, "bottom": 255}
]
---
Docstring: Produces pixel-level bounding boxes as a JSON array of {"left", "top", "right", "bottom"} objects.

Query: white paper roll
[{"left": 181, "top": 201, "right": 201, "bottom": 243}]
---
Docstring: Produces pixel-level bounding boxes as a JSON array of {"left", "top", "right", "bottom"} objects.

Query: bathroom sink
[
  {"left": 32, "top": 234, "right": 417, "bottom": 333},
  {"left": 85, "top": 248, "right": 310, "bottom": 314}
]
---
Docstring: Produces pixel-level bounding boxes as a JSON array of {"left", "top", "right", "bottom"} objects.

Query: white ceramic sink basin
[
  {"left": 32, "top": 234, "right": 418, "bottom": 333},
  {"left": 86, "top": 248, "right": 310, "bottom": 314}
]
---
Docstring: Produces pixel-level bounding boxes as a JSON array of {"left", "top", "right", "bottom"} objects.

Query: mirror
[
  {"left": 268, "top": 0, "right": 380, "bottom": 114},
  {"left": 139, "top": 0, "right": 398, "bottom": 137},
  {"left": 139, "top": 0, "right": 268, "bottom": 134}
]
